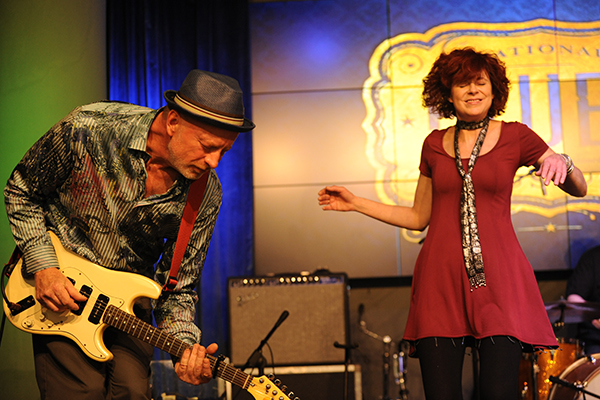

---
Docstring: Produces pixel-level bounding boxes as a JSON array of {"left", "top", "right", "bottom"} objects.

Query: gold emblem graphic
[{"left": 363, "top": 19, "right": 600, "bottom": 223}]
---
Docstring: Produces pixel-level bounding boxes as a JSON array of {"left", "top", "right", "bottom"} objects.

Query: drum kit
[{"left": 519, "top": 299, "right": 600, "bottom": 400}]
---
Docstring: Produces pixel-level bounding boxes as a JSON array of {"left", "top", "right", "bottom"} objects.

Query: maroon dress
[{"left": 403, "top": 121, "right": 558, "bottom": 350}]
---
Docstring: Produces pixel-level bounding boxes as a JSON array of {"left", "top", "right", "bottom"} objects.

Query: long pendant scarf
[{"left": 454, "top": 117, "right": 489, "bottom": 291}]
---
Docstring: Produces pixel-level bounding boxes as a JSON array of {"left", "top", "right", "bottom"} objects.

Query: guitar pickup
[
  {"left": 72, "top": 285, "right": 92, "bottom": 316},
  {"left": 9, "top": 295, "right": 35, "bottom": 316},
  {"left": 88, "top": 294, "right": 109, "bottom": 324}
]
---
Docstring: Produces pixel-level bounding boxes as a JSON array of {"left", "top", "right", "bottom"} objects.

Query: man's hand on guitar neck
[
  {"left": 34, "top": 267, "right": 88, "bottom": 312},
  {"left": 175, "top": 343, "right": 219, "bottom": 385}
]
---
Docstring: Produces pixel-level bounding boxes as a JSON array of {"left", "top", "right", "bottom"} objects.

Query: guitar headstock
[{"left": 246, "top": 374, "right": 300, "bottom": 400}]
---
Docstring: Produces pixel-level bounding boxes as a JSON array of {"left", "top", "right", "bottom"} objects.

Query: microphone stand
[
  {"left": 334, "top": 341, "right": 359, "bottom": 400},
  {"left": 241, "top": 310, "right": 289, "bottom": 376},
  {"left": 359, "top": 304, "right": 405, "bottom": 400},
  {"left": 550, "top": 375, "right": 600, "bottom": 399},
  {"left": 395, "top": 341, "right": 409, "bottom": 400}
]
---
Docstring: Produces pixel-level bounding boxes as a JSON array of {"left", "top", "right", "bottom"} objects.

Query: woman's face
[{"left": 449, "top": 71, "right": 494, "bottom": 122}]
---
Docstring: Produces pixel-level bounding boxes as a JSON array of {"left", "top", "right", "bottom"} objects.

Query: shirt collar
[{"left": 129, "top": 109, "right": 159, "bottom": 152}]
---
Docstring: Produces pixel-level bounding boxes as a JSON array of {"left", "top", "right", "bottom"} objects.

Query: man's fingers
[{"left": 206, "top": 343, "right": 219, "bottom": 354}]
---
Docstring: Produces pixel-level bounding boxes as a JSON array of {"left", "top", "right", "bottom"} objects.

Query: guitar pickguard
[{"left": 3, "top": 232, "right": 162, "bottom": 361}]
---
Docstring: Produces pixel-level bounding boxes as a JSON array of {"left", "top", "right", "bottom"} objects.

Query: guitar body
[
  {"left": 3, "top": 232, "right": 162, "bottom": 362},
  {"left": 3, "top": 232, "right": 297, "bottom": 400}
]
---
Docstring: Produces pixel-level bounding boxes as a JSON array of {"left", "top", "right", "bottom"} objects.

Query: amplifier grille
[{"left": 228, "top": 274, "right": 349, "bottom": 366}]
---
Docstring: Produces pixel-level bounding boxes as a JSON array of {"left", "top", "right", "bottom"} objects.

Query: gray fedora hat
[{"left": 164, "top": 69, "right": 255, "bottom": 132}]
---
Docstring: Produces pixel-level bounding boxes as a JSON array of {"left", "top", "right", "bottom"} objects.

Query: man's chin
[{"left": 186, "top": 170, "right": 208, "bottom": 181}]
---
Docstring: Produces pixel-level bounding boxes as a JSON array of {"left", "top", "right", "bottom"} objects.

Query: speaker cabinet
[{"left": 228, "top": 273, "right": 349, "bottom": 366}]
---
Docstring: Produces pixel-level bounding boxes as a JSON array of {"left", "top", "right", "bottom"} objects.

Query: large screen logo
[{"left": 363, "top": 19, "right": 599, "bottom": 225}]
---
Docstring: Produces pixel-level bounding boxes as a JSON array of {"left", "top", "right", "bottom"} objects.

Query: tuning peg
[
  {"left": 281, "top": 385, "right": 288, "bottom": 392},
  {"left": 288, "top": 392, "right": 295, "bottom": 398},
  {"left": 274, "top": 378, "right": 281, "bottom": 386},
  {"left": 268, "top": 373, "right": 274, "bottom": 379}
]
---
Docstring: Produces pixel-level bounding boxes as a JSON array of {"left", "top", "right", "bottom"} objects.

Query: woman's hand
[
  {"left": 534, "top": 149, "right": 587, "bottom": 197},
  {"left": 317, "top": 186, "right": 356, "bottom": 211},
  {"left": 318, "top": 175, "right": 433, "bottom": 231},
  {"left": 535, "top": 152, "right": 569, "bottom": 186}
]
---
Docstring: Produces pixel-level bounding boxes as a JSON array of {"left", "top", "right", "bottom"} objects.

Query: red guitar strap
[{"left": 163, "top": 172, "right": 210, "bottom": 292}]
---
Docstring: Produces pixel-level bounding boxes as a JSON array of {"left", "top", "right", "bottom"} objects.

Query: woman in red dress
[{"left": 317, "top": 48, "right": 587, "bottom": 400}]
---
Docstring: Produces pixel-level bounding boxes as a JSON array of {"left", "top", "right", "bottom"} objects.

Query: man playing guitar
[{"left": 4, "top": 70, "right": 255, "bottom": 400}]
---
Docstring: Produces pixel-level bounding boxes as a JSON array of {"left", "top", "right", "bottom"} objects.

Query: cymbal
[{"left": 545, "top": 300, "right": 600, "bottom": 324}]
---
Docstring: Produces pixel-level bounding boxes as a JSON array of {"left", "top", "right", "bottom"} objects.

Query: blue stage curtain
[{"left": 106, "top": 0, "right": 254, "bottom": 357}]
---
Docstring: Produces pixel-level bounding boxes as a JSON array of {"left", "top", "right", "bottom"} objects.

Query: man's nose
[{"left": 205, "top": 151, "right": 221, "bottom": 169}]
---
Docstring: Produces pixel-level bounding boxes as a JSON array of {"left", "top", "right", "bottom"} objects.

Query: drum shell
[
  {"left": 520, "top": 338, "right": 582, "bottom": 400},
  {"left": 548, "top": 353, "right": 600, "bottom": 400}
]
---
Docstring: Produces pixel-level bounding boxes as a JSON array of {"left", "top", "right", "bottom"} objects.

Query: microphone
[
  {"left": 259, "top": 310, "right": 289, "bottom": 347},
  {"left": 274, "top": 310, "right": 289, "bottom": 328},
  {"left": 241, "top": 310, "right": 290, "bottom": 373}
]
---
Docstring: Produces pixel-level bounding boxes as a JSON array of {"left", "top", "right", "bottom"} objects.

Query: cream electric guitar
[{"left": 2, "top": 232, "right": 298, "bottom": 400}]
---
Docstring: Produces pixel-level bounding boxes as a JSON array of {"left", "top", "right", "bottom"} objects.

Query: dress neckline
[{"left": 441, "top": 120, "right": 504, "bottom": 160}]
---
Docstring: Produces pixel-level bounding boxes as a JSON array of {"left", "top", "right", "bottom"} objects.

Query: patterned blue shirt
[{"left": 4, "top": 101, "right": 222, "bottom": 345}]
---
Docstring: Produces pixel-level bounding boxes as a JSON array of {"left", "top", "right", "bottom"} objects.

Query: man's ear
[{"left": 166, "top": 109, "right": 181, "bottom": 137}]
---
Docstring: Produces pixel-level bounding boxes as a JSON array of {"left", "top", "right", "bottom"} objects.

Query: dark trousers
[
  {"left": 33, "top": 327, "right": 154, "bottom": 400},
  {"left": 416, "top": 336, "right": 523, "bottom": 400}
]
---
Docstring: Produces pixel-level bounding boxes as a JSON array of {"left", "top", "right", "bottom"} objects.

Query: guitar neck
[{"left": 102, "top": 305, "right": 252, "bottom": 389}]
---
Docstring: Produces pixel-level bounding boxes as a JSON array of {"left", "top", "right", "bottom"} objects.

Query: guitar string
[{"left": 103, "top": 305, "right": 251, "bottom": 388}]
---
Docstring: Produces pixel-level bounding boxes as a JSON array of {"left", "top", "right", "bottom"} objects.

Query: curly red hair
[{"left": 422, "top": 47, "right": 510, "bottom": 119}]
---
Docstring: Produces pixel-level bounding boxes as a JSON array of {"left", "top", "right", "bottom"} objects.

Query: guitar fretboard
[{"left": 102, "top": 305, "right": 251, "bottom": 389}]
